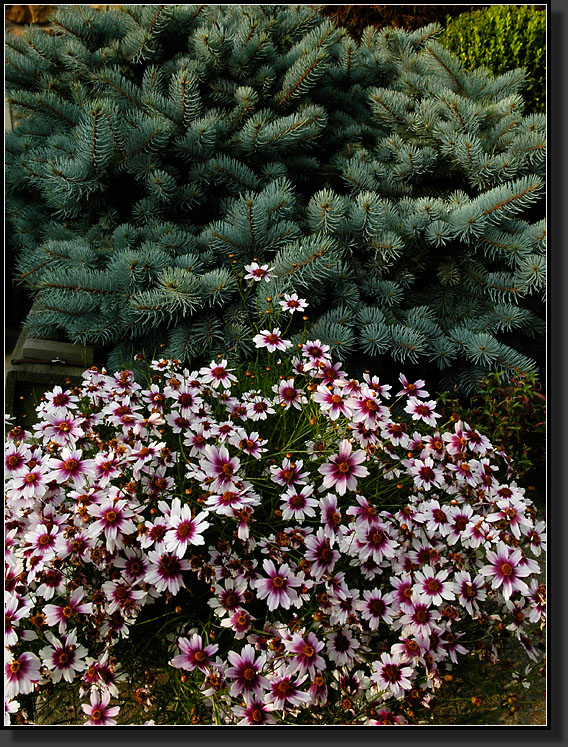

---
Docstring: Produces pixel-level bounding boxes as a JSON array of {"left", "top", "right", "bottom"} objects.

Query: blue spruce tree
[{"left": 6, "top": 4, "right": 545, "bottom": 392}]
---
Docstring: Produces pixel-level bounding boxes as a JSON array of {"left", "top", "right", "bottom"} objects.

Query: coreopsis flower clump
[{"left": 4, "top": 324, "right": 546, "bottom": 725}]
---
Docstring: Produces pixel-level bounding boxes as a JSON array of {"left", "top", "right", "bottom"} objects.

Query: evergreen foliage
[{"left": 6, "top": 4, "right": 545, "bottom": 392}]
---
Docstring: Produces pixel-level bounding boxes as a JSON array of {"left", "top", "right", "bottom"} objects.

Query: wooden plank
[{"left": 22, "top": 337, "right": 94, "bottom": 367}]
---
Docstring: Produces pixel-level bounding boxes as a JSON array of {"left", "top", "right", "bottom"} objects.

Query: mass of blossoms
[{"left": 4, "top": 325, "right": 546, "bottom": 725}]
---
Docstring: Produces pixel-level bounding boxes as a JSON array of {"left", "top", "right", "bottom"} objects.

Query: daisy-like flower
[
  {"left": 35, "top": 568, "right": 66, "bottom": 600},
  {"left": 24, "top": 523, "right": 60, "bottom": 560},
  {"left": 266, "top": 672, "right": 310, "bottom": 710},
  {"left": 4, "top": 442, "right": 30, "bottom": 477},
  {"left": 39, "top": 629, "right": 88, "bottom": 683},
  {"left": 319, "top": 494, "right": 344, "bottom": 536},
  {"left": 348, "top": 389, "right": 389, "bottom": 429},
  {"left": 404, "top": 397, "right": 441, "bottom": 427},
  {"left": 44, "top": 587, "right": 93, "bottom": 634},
  {"left": 371, "top": 651, "right": 414, "bottom": 698},
  {"left": 414, "top": 499, "right": 452, "bottom": 538},
  {"left": 39, "top": 412, "right": 86, "bottom": 446},
  {"left": 230, "top": 430, "right": 268, "bottom": 459},
  {"left": 445, "top": 504, "right": 475, "bottom": 545},
  {"left": 413, "top": 566, "right": 456, "bottom": 607},
  {"left": 163, "top": 499, "right": 210, "bottom": 558},
  {"left": 144, "top": 550, "right": 191, "bottom": 595},
  {"left": 525, "top": 520, "right": 546, "bottom": 556},
  {"left": 326, "top": 628, "right": 360, "bottom": 667},
  {"left": 208, "top": 577, "right": 248, "bottom": 618},
  {"left": 353, "top": 521, "right": 398, "bottom": 565},
  {"left": 462, "top": 423, "right": 492, "bottom": 455},
  {"left": 226, "top": 644, "right": 269, "bottom": 699},
  {"left": 5, "top": 697, "right": 20, "bottom": 726},
  {"left": 381, "top": 421, "right": 410, "bottom": 449},
  {"left": 8, "top": 464, "right": 49, "bottom": 503},
  {"left": 273, "top": 379, "right": 306, "bottom": 410},
  {"left": 279, "top": 293, "right": 308, "bottom": 314},
  {"left": 285, "top": 631, "right": 325, "bottom": 677},
  {"left": 171, "top": 634, "right": 219, "bottom": 673},
  {"left": 81, "top": 653, "right": 126, "bottom": 698},
  {"left": 403, "top": 456, "right": 444, "bottom": 492},
  {"left": 397, "top": 374, "right": 429, "bottom": 398},
  {"left": 479, "top": 541, "right": 536, "bottom": 600},
  {"left": 233, "top": 699, "right": 276, "bottom": 725},
  {"left": 358, "top": 588, "right": 396, "bottom": 629},
  {"left": 486, "top": 496, "right": 533, "bottom": 539},
  {"left": 453, "top": 570, "right": 487, "bottom": 615},
  {"left": 256, "top": 560, "right": 302, "bottom": 612},
  {"left": 446, "top": 458, "right": 481, "bottom": 486},
  {"left": 301, "top": 340, "right": 331, "bottom": 369},
  {"left": 199, "top": 444, "right": 241, "bottom": 492},
  {"left": 399, "top": 602, "right": 440, "bottom": 638},
  {"left": 304, "top": 527, "right": 339, "bottom": 580},
  {"left": 81, "top": 690, "right": 120, "bottom": 726},
  {"left": 199, "top": 359, "right": 238, "bottom": 389},
  {"left": 269, "top": 457, "right": 309, "bottom": 487},
  {"left": 244, "top": 261, "right": 275, "bottom": 282},
  {"left": 253, "top": 328, "right": 292, "bottom": 353},
  {"left": 87, "top": 497, "right": 138, "bottom": 552},
  {"left": 220, "top": 608, "right": 254, "bottom": 639},
  {"left": 4, "top": 593, "right": 34, "bottom": 647},
  {"left": 280, "top": 484, "right": 318, "bottom": 522},
  {"left": 245, "top": 396, "right": 275, "bottom": 421},
  {"left": 45, "top": 448, "right": 96, "bottom": 488},
  {"left": 42, "top": 385, "right": 79, "bottom": 412},
  {"left": 5, "top": 651, "right": 42, "bottom": 699},
  {"left": 312, "top": 384, "right": 353, "bottom": 420},
  {"left": 319, "top": 439, "right": 369, "bottom": 496},
  {"left": 101, "top": 579, "right": 147, "bottom": 615}
]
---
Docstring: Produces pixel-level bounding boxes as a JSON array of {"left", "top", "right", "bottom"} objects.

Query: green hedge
[{"left": 440, "top": 5, "right": 546, "bottom": 113}]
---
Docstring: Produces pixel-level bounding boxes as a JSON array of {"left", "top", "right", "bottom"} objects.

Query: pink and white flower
[
  {"left": 284, "top": 631, "right": 325, "bottom": 677},
  {"left": 280, "top": 484, "right": 318, "bottom": 522},
  {"left": 279, "top": 293, "right": 308, "bottom": 314},
  {"left": 253, "top": 328, "right": 292, "bottom": 353},
  {"left": 199, "top": 359, "right": 238, "bottom": 389},
  {"left": 326, "top": 628, "right": 360, "bottom": 667},
  {"left": 371, "top": 651, "right": 414, "bottom": 698},
  {"left": 5, "top": 651, "right": 41, "bottom": 699},
  {"left": 144, "top": 551, "right": 191, "bottom": 595},
  {"left": 44, "top": 587, "right": 93, "bottom": 633},
  {"left": 199, "top": 444, "right": 241, "bottom": 492},
  {"left": 479, "top": 541, "right": 536, "bottom": 600},
  {"left": 81, "top": 690, "right": 120, "bottom": 726},
  {"left": 226, "top": 644, "right": 269, "bottom": 699},
  {"left": 453, "top": 569, "right": 487, "bottom": 615},
  {"left": 45, "top": 448, "right": 96, "bottom": 488},
  {"left": 233, "top": 699, "right": 276, "bottom": 725},
  {"left": 171, "top": 634, "right": 219, "bottom": 673},
  {"left": 87, "top": 497, "right": 138, "bottom": 552},
  {"left": 404, "top": 397, "right": 441, "bottom": 427},
  {"left": 413, "top": 566, "right": 456, "bottom": 607},
  {"left": 39, "top": 629, "right": 88, "bottom": 683},
  {"left": 244, "top": 261, "right": 275, "bottom": 282},
  {"left": 312, "top": 384, "right": 353, "bottom": 420},
  {"left": 255, "top": 559, "right": 302, "bottom": 611},
  {"left": 397, "top": 374, "right": 429, "bottom": 398},
  {"left": 319, "top": 439, "right": 369, "bottom": 496},
  {"left": 273, "top": 379, "right": 306, "bottom": 410},
  {"left": 266, "top": 673, "right": 310, "bottom": 710},
  {"left": 164, "top": 499, "right": 210, "bottom": 557}
]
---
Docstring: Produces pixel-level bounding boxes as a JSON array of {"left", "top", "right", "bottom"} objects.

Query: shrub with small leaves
[
  {"left": 437, "top": 371, "right": 546, "bottom": 502},
  {"left": 440, "top": 5, "right": 546, "bottom": 114}
]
